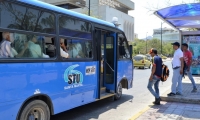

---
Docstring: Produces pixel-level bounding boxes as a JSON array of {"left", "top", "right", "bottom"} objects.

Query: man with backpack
[
  {"left": 147, "top": 48, "right": 163, "bottom": 105},
  {"left": 182, "top": 43, "right": 197, "bottom": 92},
  {"left": 168, "top": 42, "right": 184, "bottom": 96}
]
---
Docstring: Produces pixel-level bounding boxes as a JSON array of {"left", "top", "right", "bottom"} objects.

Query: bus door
[
  {"left": 102, "top": 32, "right": 117, "bottom": 94},
  {"left": 95, "top": 29, "right": 117, "bottom": 99}
]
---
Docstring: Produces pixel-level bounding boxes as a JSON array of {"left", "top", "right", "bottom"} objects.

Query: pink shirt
[{"left": 183, "top": 50, "right": 192, "bottom": 66}]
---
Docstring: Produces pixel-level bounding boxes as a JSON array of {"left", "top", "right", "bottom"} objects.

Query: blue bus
[{"left": 0, "top": 0, "right": 133, "bottom": 119}]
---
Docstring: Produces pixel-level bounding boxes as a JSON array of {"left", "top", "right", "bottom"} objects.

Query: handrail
[{"left": 104, "top": 60, "right": 114, "bottom": 72}]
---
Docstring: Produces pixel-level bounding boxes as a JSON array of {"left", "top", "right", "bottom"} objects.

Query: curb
[
  {"left": 160, "top": 90, "right": 200, "bottom": 104},
  {"left": 160, "top": 96, "right": 200, "bottom": 104}
]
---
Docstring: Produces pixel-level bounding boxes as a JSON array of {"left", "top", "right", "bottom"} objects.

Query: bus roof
[{"left": 18, "top": 0, "right": 116, "bottom": 28}]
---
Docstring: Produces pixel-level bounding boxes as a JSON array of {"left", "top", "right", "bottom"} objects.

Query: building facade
[
  {"left": 153, "top": 28, "right": 180, "bottom": 43},
  {"left": 39, "top": 0, "right": 135, "bottom": 42}
]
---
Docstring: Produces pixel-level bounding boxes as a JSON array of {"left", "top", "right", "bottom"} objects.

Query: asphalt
[{"left": 51, "top": 61, "right": 172, "bottom": 120}]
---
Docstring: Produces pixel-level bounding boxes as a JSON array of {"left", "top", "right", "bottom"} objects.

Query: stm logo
[{"left": 64, "top": 64, "right": 83, "bottom": 85}]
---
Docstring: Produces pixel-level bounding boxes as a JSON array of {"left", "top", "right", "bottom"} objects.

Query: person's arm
[
  {"left": 179, "top": 51, "right": 184, "bottom": 74},
  {"left": 5, "top": 42, "right": 13, "bottom": 57},
  {"left": 187, "top": 52, "right": 192, "bottom": 71},
  {"left": 149, "top": 58, "right": 157, "bottom": 81},
  {"left": 60, "top": 47, "right": 69, "bottom": 58},
  {"left": 15, "top": 43, "right": 28, "bottom": 57}
]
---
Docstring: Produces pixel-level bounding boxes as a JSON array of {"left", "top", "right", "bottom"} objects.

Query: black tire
[
  {"left": 18, "top": 100, "right": 50, "bottom": 120},
  {"left": 115, "top": 82, "right": 122, "bottom": 100}
]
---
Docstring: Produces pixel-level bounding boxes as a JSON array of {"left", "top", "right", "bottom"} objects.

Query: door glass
[
  {"left": 118, "top": 33, "right": 130, "bottom": 59},
  {"left": 105, "top": 35, "right": 114, "bottom": 84}
]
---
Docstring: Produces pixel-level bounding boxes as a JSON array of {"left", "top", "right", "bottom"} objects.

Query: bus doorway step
[
  {"left": 101, "top": 87, "right": 106, "bottom": 94},
  {"left": 100, "top": 93, "right": 115, "bottom": 100}
]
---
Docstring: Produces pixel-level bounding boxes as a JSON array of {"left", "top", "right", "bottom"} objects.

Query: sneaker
[
  {"left": 176, "top": 92, "right": 182, "bottom": 95},
  {"left": 191, "top": 88, "right": 197, "bottom": 93},
  {"left": 153, "top": 97, "right": 161, "bottom": 104},
  {"left": 153, "top": 98, "right": 160, "bottom": 105},
  {"left": 167, "top": 92, "right": 176, "bottom": 96}
]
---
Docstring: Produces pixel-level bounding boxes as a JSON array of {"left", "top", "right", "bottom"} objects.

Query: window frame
[
  {"left": 58, "top": 14, "right": 93, "bottom": 40},
  {"left": 117, "top": 32, "right": 131, "bottom": 60},
  {"left": 0, "top": 28, "right": 57, "bottom": 62},
  {"left": 58, "top": 36, "right": 94, "bottom": 61},
  {"left": 0, "top": 0, "right": 56, "bottom": 34}
]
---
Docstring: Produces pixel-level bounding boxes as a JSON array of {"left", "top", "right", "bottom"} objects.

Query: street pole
[
  {"left": 161, "top": 22, "right": 163, "bottom": 54},
  {"left": 88, "top": 0, "right": 90, "bottom": 16}
]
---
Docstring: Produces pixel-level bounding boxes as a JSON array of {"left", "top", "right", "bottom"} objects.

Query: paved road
[{"left": 51, "top": 61, "right": 173, "bottom": 120}]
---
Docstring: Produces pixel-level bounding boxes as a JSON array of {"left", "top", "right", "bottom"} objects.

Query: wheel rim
[{"left": 26, "top": 107, "right": 45, "bottom": 120}]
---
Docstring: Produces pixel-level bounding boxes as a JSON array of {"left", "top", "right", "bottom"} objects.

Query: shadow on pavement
[{"left": 51, "top": 94, "right": 133, "bottom": 120}]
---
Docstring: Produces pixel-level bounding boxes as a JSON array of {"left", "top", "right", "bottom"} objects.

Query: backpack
[{"left": 161, "top": 64, "right": 170, "bottom": 82}]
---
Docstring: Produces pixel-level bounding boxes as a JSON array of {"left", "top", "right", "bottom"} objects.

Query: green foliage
[{"left": 131, "top": 38, "right": 174, "bottom": 56}]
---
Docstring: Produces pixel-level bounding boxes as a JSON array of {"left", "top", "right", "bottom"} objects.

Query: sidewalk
[
  {"left": 160, "top": 76, "right": 200, "bottom": 104},
  {"left": 136, "top": 101, "right": 200, "bottom": 120},
  {"left": 132, "top": 76, "right": 200, "bottom": 120}
]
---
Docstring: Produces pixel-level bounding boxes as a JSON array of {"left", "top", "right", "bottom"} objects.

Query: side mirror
[{"left": 129, "top": 45, "right": 133, "bottom": 59}]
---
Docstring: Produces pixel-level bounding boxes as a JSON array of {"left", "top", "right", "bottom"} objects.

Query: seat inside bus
[{"left": 45, "top": 37, "right": 56, "bottom": 58}]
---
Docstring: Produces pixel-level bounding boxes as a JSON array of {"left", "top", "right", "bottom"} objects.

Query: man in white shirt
[
  {"left": 60, "top": 38, "right": 69, "bottom": 58},
  {"left": 0, "top": 32, "right": 28, "bottom": 58},
  {"left": 168, "top": 42, "right": 184, "bottom": 96}
]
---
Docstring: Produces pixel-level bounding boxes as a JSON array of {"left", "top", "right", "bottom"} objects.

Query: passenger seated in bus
[
  {"left": 28, "top": 35, "right": 49, "bottom": 58},
  {"left": 68, "top": 42, "right": 82, "bottom": 58},
  {"left": 0, "top": 32, "right": 28, "bottom": 58},
  {"left": 60, "top": 38, "right": 69, "bottom": 58}
]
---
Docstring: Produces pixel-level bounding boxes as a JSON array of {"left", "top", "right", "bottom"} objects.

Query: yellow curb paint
[{"left": 129, "top": 104, "right": 154, "bottom": 120}]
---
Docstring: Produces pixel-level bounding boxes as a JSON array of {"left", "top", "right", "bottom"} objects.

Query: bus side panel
[
  {"left": 0, "top": 100, "right": 23, "bottom": 120},
  {"left": 50, "top": 61, "right": 98, "bottom": 114},
  {"left": 117, "top": 61, "right": 133, "bottom": 88},
  {"left": 0, "top": 61, "right": 98, "bottom": 119}
]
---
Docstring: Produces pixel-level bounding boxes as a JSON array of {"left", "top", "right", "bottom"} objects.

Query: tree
[{"left": 132, "top": 38, "right": 174, "bottom": 56}]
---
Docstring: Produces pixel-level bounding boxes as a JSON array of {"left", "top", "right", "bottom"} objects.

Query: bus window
[
  {"left": 0, "top": 1, "right": 56, "bottom": 34},
  {"left": 0, "top": 31, "right": 56, "bottom": 58},
  {"left": 59, "top": 15, "right": 92, "bottom": 39},
  {"left": 61, "top": 39, "right": 93, "bottom": 59},
  {"left": 118, "top": 33, "right": 130, "bottom": 59}
]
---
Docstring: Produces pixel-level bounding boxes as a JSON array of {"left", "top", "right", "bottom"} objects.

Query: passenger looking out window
[
  {"left": 60, "top": 38, "right": 69, "bottom": 58},
  {"left": 28, "top": 35, "right": 49, "bottom": 58},
  {"left": 68, "top": 41, "right": 82, "bottom": 58},
  {"left": 0, "top": 32, "right": 55, "bottom": 59},
  {"left": 0, "top": 32, "right": 28, "bottom": 58},
  {"left": 63, "top": 39, "right": 93, "bottom": 59}
]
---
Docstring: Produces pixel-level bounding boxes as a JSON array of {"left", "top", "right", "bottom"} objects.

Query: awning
[{"left": 154, "top": 3, "right": 200, "bottom": 30}]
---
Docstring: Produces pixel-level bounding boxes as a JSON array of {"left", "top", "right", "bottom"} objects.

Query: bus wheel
[
  {"left": 18, "top": 100, "right": 50, "bottom": 120},
  {"left": 115, "top": 82, "right": 122, "bottom": 100}
]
